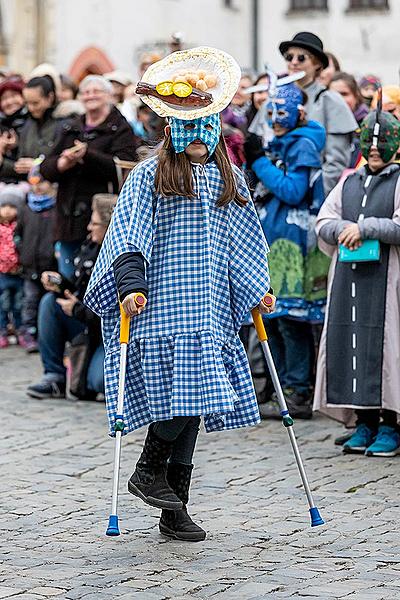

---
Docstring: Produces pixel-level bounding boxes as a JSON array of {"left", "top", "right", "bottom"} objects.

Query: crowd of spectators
[{"left": 0, "top": 32, "right": 398, "bottom": 439}]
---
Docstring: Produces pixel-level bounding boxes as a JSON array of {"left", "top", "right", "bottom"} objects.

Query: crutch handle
[
  {"left": 262, "top": 293, "right": 275, "bottom": 307},
  {"left": 119, "top": 304, "right": 131, "bottom": 344},
  {"left": 251, "top": 307, "right": 268, "bottom": 342},
  {"left": 119, "top": 293, "right": 146, "bottom": 344}
]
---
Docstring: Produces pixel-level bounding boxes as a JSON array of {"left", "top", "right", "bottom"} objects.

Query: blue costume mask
[
  {"left": 169, "top": 114, "right": 222, "bottom": 156},
  {"left": 266, "top": 83, "right": 303, "bottom": 131}
]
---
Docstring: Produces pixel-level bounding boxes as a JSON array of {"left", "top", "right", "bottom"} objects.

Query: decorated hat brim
[{"left": 138, "top": 46, "right": 241, "bottom": 120}]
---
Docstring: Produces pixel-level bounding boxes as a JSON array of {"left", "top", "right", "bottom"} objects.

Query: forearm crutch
[
  {"left": 106, "top": 294, "right": 146, "bottom": 536},
  {"left": 251, "top": 297, "right": 324, "bottom": 528}
]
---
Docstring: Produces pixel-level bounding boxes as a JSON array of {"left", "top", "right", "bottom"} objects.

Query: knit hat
[
  {"left": 359, "top": 75, "right": 381, "bottom": 91},
  {"left": 0, "top": 77, "right": 25, "bottom": 101},
  {"left": 0, "top": 188, "right": 24, "bottom": 208}
]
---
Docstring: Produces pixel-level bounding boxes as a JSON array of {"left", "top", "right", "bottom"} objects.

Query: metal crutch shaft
[
  {"left": 251, "top": 301, "right": 324, "bottom": 527},
  {"left": 106, "top": 294, "right": 146, "bottom": 536}
]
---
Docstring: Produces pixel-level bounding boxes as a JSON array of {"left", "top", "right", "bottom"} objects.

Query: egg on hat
[{"left": 171, "top": 69, "right": 218, "bottom": 91}]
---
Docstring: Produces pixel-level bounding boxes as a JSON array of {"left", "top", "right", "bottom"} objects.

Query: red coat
[{"left": 0, "top": 221, "right": 19, "bottom": 273}]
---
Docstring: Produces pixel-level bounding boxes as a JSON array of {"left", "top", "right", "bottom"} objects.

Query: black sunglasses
[{"left": 284, "top": 52, "right": 310, "bottom": 63}]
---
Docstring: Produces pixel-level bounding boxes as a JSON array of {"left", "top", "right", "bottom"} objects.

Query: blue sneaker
[
  {"left": 365, "top": 425, "right": 400, "bottom": 457},
  {"left": 343, "top": 424, "right": 376, "bottom": 454}
]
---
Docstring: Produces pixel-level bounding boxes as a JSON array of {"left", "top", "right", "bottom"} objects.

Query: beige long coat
[{"left": 313, "top": 171, "right": 400, "bottom": 426}]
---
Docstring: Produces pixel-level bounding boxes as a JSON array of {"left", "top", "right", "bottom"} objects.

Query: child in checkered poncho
[{"left": 85, "top": 115, "right": 273, "bottom": 541}]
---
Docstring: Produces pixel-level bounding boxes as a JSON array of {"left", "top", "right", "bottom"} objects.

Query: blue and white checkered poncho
[{"left": 84, "top": 156, "right": 270, "bottom": 436}]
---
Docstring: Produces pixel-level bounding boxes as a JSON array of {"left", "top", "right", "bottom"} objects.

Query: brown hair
[
  {"left": 92, "top": 193, "right": 118, "bottom": 226},
  {"left": 331, "top": 71, "right": 364, "bottom": 108},
  {"left": 326, "top": 52, "right": 341, "bottom": 72},
  {"left": 155, "top": 127, "right": 247, "bottom": 207},
  {"left": 309, "top": 54, "right": 324, "bottom": 76}
]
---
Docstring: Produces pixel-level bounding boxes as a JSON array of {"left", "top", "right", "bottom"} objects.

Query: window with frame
[
  {"left": 348, "top": 0, "right": 389, "bottom": 8},
  {"left": 289, "top": 0, "right": 328, "bottom": 9}
]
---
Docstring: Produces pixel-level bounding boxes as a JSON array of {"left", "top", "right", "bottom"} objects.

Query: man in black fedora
[{"left": 279, "top": 31, "right": 357, "bottom": 195}]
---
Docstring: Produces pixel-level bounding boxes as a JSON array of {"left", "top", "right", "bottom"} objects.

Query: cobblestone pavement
[{"left": 1, "top": 346, "right": 400, "bottom": 600}]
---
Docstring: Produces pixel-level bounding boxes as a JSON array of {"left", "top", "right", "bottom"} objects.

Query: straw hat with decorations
[{"left": 135, "top": 46, "right": 241, "bottom": 120}]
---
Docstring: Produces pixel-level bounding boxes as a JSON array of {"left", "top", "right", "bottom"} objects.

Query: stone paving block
[
  {"left": 30, "top": 588, "right": 67, "bottom": 597},
  {"left": 118, "top": 593, "right": 166, "bottom": 600},
  {"left": 344, "top": 592, "right": 387, "bottom": 600},
  {"left": 8, "top": 596, "right": 47, "bottom": 600},
  {"left": 1, "top": 347, "right": 400, "bottom": 599},
  {"left": 0, "top": 589, "right": 26, "bottom": 599},
  {"left": 215, "top": 581, "right": 284, "bottom": 598}
]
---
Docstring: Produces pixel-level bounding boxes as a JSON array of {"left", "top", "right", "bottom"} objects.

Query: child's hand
[
  {"left": 121, "top": 293, "right": 147, "bottom": 317},
  {"left": 258, "top": 293, "right": 276, "bottom": 314},
  {"left": 338, "top": 223, "right": 362, "bottom": 250}
]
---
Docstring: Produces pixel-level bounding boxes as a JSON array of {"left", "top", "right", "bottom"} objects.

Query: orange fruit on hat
[
  {"left": 172, "top": 81, "right": 193, "bottom": 98},
  {"left": 155, "top": 81, "right": 174, "bottom": 96}
]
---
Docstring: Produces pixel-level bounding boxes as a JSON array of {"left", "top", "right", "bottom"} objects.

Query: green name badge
[{"left": 339, "top": 239, "right": 380, "bottom": 263}]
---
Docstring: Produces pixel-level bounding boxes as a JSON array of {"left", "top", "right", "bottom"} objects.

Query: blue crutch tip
[
  {"left": 106, "top": 515, "right": 120, "bottom": 536},
  {"left": 309, "top": 507, "right": 325, "bottom": 527}
]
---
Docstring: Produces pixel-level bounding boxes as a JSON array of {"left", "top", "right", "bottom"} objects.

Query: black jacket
[
  {"left": 113, "top": 252, "right": 148, "bottom": 301},
  {"left": 0, "top": 107, "right": 30, "bottom": 183},
  {"left": 61, "top": 239, "right": 101, "bottom": 343},
  {"left": 0, "top": 108, "right": 64, "bottom": 183},
  {"left": 14, "top": 202, "right": 57, "bottom": 279},
  {"left": 40, "top": 107, "right": 140, "bottom": 243}
]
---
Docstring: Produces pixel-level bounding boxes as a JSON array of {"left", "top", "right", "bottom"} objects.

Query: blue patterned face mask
[
  {"left": 266, "top": 83, "right": 303, "bottom": 131},
  {"left": 169, "top": 114, "right": 222, "bottom": 156},
  {"left": 27, "top": 192, "right": 56, "bottom": 213}
]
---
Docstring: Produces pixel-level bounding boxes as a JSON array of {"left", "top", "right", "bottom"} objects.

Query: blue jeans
[
  {"left": 38, "top": 292, "right": 104, "bottom": 392},
  {"left": 266, "top": 317, "right": 314, "bottom": 395},
  {"left": 87, "top": 345, "right": 105, "bottom": 393},
  {"left": 0, "top": 273, "right": 23, "bottom": 330},
  {"left": 56, "top": 241, "right": 82, "bottom": 279}
]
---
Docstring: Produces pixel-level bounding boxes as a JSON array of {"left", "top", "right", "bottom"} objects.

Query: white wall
[
  {"left": 258, "top": 0, "right": 400, "bottom": 84},
  {"left": 3, "top": 0, "right": 398, "bottom": 84},
  {"left": 52, "top": 0, "right": 253, "bottom": 77}
]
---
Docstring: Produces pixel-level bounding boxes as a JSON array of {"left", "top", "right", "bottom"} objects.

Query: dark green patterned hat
[{"left": 360, "top": 110, "right": 400, "bottom": 163}]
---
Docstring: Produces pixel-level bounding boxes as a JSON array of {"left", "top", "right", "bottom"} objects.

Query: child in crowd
[
  {"left": 358, "top": 75, "right": 381, "bottom": 108},
  {"left": 0, "top": 191, "right": 23, "bottom": 347},
  {"left": 314, "top": 109, "right": 400, "bottom": 457},
  {"left": 245, "top": 81, "right": 326, "bottom": 419},
  {"left": 85, "top": 47, "right": 273, "bottom": 542},
  {"left": 14, "top": 170, "right": 57, "bottom": 352}
]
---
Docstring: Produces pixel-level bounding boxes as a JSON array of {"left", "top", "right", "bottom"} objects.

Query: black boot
[
  {"left": 284, "top": 388, "right": 313, "bottom": 419},
  {"left": 128, "top": 425, "right": 183, "bottom": 510},
  {"left": 159, "top": 463, "right": 206, "bottom": 542}
]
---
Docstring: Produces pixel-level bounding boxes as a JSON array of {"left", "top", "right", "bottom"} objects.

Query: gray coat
[{"left": 304, "top": 81, "right": 358, "bottom": 196}]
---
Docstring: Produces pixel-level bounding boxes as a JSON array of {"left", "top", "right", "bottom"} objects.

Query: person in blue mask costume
[
  {"left": 85, "top": 47, "right": 275, "bottom": 543},
  {"left": 245, "top": 78, "right": 326, "bottom": 420}
]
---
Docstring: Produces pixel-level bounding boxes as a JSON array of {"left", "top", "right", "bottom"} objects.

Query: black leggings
[
  {"left": 356, "top": 409, "right": 397, "bottom": 430},
  {"left": 153, "top": 416, "right": 201, "bottom": 465}
]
